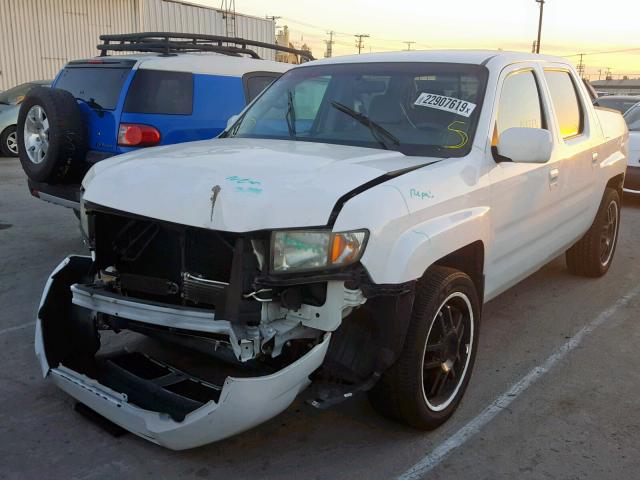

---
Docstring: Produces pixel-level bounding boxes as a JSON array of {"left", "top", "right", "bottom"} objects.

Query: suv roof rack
[{"left": 98, "top": 32, "right": 315, "bottom": 62}]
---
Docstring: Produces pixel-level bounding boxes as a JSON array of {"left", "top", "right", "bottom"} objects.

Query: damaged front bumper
[{"left": 35, "top": 256, "right": 331, "bottom": 450}]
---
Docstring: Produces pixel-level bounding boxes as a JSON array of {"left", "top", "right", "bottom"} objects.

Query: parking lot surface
[{"left": 2, "top": 155, "right": 640, "bottom": 480}]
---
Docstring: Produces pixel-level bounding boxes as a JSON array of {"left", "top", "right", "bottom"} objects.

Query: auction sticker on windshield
[{"left": 414, "top": 93, "right": 477, "bottom": 118}]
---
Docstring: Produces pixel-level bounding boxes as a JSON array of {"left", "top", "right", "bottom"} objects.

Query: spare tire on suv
[{"left": 17, "top": 87, "right": 86, "bottom": 184}]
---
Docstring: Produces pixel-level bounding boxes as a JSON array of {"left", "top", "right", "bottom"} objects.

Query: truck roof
[{"left": 300, "top": 50, "right": 573, "bottom": 69}]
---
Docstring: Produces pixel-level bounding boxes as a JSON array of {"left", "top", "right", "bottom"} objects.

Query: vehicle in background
[
  {"left": 593, "top": 94, "right": 640, "bottom": 114},
  {"left": 622, "top": 103, "right": 640, "bottom": 193},
  {"left": 37, "top": 51, "right": 627, "bottom": 449},
  {"left": 0, "top": 80, "right": 51, "bottom": 157},
  {"left": 18, "top": 33, "right": 311, "bottom": 210}
]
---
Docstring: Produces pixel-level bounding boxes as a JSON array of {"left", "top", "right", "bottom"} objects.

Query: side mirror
[
  {"left": 226, "top": 114, "right": 240, "bottom": 130},
  {"left": 497, "top": 127, "right": 553, "bottom": 164}
]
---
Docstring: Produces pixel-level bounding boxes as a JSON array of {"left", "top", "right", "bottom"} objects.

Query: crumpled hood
[{"left": 83, "top": 138, "right": 431, "bottom": 232}]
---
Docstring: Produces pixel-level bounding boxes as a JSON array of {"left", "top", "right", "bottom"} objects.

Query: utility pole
[
  {"left": 355, "top": 34, "right": 369, "bottom": 54},
  {"left": 577, "top": 53, "right": 585, "bottom": 79},
  {"left": 404, "top": 41, "right": 415, "bottom": 51},
  {"left": 324, "top": 31, "right": 335, "bottom": 58},
  {"left": 535, "top": 0, "right": 545, "bottom": 54},
  {"left": 531, "top": 40, "right": 537, "bottom": 53}
]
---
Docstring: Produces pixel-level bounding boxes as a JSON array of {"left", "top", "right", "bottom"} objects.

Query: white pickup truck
[{"left": 36, "top": 51, "right": 627, "bottom": 450}]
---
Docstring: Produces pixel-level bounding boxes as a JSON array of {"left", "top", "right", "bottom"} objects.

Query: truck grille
[{"left": 93, "top": 210, "right": 244, "bottom": 308}]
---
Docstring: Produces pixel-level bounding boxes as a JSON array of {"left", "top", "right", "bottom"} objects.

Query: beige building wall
[{"left": 0, "top": 0, "right": 276, "bottom": 91}]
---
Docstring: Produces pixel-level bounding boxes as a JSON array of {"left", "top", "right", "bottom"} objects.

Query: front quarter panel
[{"left": 334, "top": 153, "right": 491, "bottom": 285}]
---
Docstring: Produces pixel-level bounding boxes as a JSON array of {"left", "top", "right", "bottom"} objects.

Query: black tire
[
  {"left": 566, "top": 188, "right": 620, "bottom": 277},
  {"left": 17, "top": 86, "right": 86, "bottom": 183},
  {"left": 368, "top": 266, "right": 480, "bottom": 429},
  {"left": 0, "top": 125, "right": 19, "bottom": 157}
]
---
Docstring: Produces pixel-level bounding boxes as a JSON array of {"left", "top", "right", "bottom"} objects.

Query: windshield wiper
[
  {"left": 285, "top": 90, "right": 297, "bottom": 138},
  {"left": 331, "top": 101, "right": 400, "bottom": 150}
]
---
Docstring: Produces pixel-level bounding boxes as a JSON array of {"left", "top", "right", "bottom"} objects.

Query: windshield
[
  {"left": 0, "top": 82, "right": 44, "bottom": 105},
  {"left": 624, "top": 105, "right": 640, "bottom": 131},
  {"left": 55, "top": 66, "right": 131, "bottom": 110},
  {"left": 225, "top": 62, "right": 489, "bottom": 157}
]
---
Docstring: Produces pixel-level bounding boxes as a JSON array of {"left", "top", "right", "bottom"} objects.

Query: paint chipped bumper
[{"left": 35, "top": 256, "right": 331, "bottom": 450}]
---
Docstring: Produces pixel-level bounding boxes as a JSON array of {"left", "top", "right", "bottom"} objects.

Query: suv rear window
[
  {"left": 124, "top": 70, "right": 193, "bottom": 115},
  {"left": 56, "top": 66, "right": 131, "bottom": 110},
  {"left": 244, "top": 74, "right": 280, "bottom": 102}
]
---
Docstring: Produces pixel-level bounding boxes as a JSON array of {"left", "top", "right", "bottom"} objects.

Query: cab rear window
[{"left": 124, "top": 70, "right": 193, "bottom": 115}]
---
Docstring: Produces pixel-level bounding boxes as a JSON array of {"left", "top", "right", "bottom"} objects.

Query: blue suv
[{"left": 18, "top": 33, "right": 312, "bottom": 209}]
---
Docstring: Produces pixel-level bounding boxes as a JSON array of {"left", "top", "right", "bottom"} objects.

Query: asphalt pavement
[{"left": 1, "top": 156, "right": 639, "bottom": 480}]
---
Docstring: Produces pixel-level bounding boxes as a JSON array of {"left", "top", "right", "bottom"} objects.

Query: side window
[
  {"left": 124, "top": 70, "right": 193, "bottom": 115},
  {"left": 494, "top": 71, "right": 544, "bottom": 145},
  {"left": 544, "top": 70, "right": 583, "bottom": 138},
  {"left": 245, "top": 74, "right": 280, "bottom": 102}
]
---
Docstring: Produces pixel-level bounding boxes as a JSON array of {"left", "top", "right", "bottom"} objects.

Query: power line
[{"left": 564, "top": 47, "right": 640, "bottom": 57}]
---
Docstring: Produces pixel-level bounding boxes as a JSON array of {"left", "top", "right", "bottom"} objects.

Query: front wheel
[
  {"left": 368, "top": 266, "right": 480, "bottom": 429},
  {"left": 566, "top": 188, "right": 620, "bottom": 277}
]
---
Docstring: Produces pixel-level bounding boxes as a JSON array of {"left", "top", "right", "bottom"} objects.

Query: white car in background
[
  {"left": 622, "top": 103, "right": 640, "bottom": 193},
  {"left": 0, "top": 80, "right": 50, "bottom": 157}
]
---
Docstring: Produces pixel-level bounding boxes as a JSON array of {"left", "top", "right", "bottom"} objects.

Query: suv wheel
[
  {"left": 0, "top": 125, "right": 18, "bottom": 157},
  {"left": 17, "top": 86, "right": 86, "bottom": 183},
  {"left": 566, "top": 187, "right": 620, "bottom": 277},
  {"left": 369, "top": 266, "right": 480, "bottom": 429}
]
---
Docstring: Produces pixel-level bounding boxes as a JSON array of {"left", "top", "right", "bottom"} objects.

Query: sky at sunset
[{"left": 193, "top": 0, "right": 640, "bottom": 79}]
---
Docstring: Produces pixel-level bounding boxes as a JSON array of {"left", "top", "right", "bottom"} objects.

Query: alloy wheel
[
  {"left": 600, "top": 200, "right": 619, "bottom": 266},
  {"left": 24, "top": 105, "right": 49, "bottom": 164},
  {"left": 421, "top": 292, "right": 474, "bottom": 412}
]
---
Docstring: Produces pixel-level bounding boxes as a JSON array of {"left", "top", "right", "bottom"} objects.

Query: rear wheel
[
  {"left": 0, "top": 125, "right": 18, "bottom": 157},
  {"left": 566, "top": 188, "right": 620, "bottom": 277},
  {"left": 369, "top": 266, "right": 480, "bottom": 429}
]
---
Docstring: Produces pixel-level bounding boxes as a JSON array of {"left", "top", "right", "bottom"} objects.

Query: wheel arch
[
  {"left": 431, "top": 240, "right": 485, "bottom": 304},
  {"left": 606, "top": 172, "right": 624, "bottom": 198},
  {"left": 362, "top": 206, "right": 490, "bottom": 289}
]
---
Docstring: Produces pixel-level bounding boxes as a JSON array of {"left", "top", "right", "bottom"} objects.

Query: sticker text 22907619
[{"left": 414, "top": 93, "right": 477, "bottom": 118}]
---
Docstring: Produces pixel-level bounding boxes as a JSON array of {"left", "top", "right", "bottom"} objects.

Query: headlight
[{"left": 271, "top": 229, "right": 368, "bottom": 273}]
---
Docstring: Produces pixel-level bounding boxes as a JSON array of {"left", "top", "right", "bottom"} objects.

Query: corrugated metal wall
[
  {"left": 0, "top": 0, "right": 138, "bottom": 90},
  {"left": 140, "top": 0, "right": 276, "bottom": 60},
  {"left": 0, "top": 0, "right": 276, "bottom": 91}
]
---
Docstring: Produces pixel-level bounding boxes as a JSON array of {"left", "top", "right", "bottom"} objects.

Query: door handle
[
  {"left": 592, "top": 152, "right": 599, "bottom": 165},
  {"left": 549, "top": 168, "right": 559, "bottom": 186}
]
